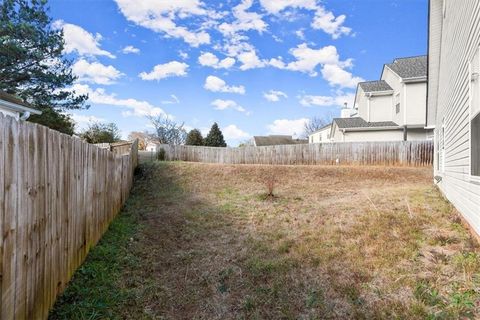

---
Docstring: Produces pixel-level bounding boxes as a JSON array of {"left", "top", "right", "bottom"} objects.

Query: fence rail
[
  {"left": 0, "top": 114, "right": 138, "bottom": 319},
  {"left": 158, "top": 141, "right": 433, "bottom": 166}
]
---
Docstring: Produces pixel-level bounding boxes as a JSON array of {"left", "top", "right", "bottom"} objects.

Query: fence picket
[
  {"left": 159, "top": 141, "right": 433, "bottom": 166},
  {"left": 0, "top": 116, "right": 138, "bottom": 319}
]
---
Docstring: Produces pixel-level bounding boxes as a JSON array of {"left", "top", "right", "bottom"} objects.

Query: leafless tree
[
  {"left": 303, "top": 116, "right": 331, "bottom": 137},
  {"left": 127, "top": 131, "right": 149, "bottom": 150},
  {"left": 147, "top": 115, "right": 187, "bottom": 145}
]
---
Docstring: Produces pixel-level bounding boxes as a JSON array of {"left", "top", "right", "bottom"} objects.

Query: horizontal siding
[{"left": 431, "top": 0, "right": 480, "bottom": 235}]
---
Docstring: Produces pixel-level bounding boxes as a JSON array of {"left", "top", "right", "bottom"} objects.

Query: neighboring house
[
  {"left": 330, "top": 118, "right": 403, "bottom": 142},
  {"left": 252, "top": 135, "right": 308, "bottom": 147},
  {"left": 428, "top": 0, "right": 480, "bottom": 235},
  {"left": 308, "top": 124, "right": 332, "bottom": 143},
  {"left": 0, "top": 91, "right": 41, "bottom": 120},
  {"left": 335, "top": 55, "right": 432, "bottom": 142},
  {"left": 146, "top": 141, "right": 160, "bottom": 152}
]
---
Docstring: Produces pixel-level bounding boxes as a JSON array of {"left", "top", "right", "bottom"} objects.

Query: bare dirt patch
[{"left": 52, "top": 162, "right": 480, "bottom": 319}]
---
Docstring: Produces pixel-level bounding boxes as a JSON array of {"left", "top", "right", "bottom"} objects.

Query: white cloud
[
  {"left": 295, "top": 28, "right": 306, "bottom": 40},
  {"left": 70, "top": 113, "right": 106, "bottom": 130},
  {"left": 321, "top": 64, "right": 363, "bottom": 88},
  {"left": 299, "top": 92, "right": 355, "bottom": 108},
  {"left": 238, "top": 50, "right": 265, "bottom": 70},
  {"left": 223, "top": 124, "right": 250, "bottom": 140},
  {"left": 272, "top": 43, "right": 341, "bottom": 75},
  {"left": 54, "top": 20, "right": 115, "bottom": 58},
  {"left": 259, "top": 0, "right": 317, "bottom": 14},
  {"left": 263, "top": 90, "right": 288, "bottom": 102},
  {"left": 211, "top": 99, "right": 247, "bottom": 113},
  {"left": 122, "top": 45, "right": 140, "bottom": 54},
  {"left": 218, "top": 0, "right": 267, "bottom": 36},
  {"left": 72, "top": 83, "right": 167, "bottom": 117},
  {"left": 72, "top": 59, "right": 123, "bottom": 85},
  {"left": 161, "top": 94, "right": 180, "bottom": 105},
  {"left": 204, "top": 76, "right": 245, "bottom": 94},
  {"left": 179, "top": 50, "right": 189, "bottom": 60},
  {"left": 267, "top": 118, "right": 308, "bottom": 137},
  {"left": 114, "top": 0, "right": 212, "bottom": 47},
  {"left": 268, "top": 43, "right": 363, "bottom": 88},
  {"left": 139, "top": 61, "right": 188, "bottom": 81},
  {"left": 259, "top": 0, "right": 351, "bottom": 39},
  {"left": 312, "top": 7, "right": 352, "bottom": 39},
  {"left": 198, "top": 52, "right": 235, "bottom": 69}
]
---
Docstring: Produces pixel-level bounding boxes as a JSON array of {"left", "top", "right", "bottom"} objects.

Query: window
[
  {"left": 472, "top": 114, "right": 480, "bottom": 176},
  {"left": 395, "top": 93, "right": 400, "bottom": 114},
  {"left": 438, "top": 121, "right": 445, "bottom": 173},
  {"left": 471, "top": 47, "right": 480, "bottom": 176}
]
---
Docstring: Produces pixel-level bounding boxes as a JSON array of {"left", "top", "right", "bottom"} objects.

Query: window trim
[{"left": 469, "top": 48, "right": 480, "bottom": 180}]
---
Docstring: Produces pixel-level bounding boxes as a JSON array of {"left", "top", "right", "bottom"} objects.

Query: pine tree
[
  {"left": 185, "top": 129, "right": 204, "bottom": 146},
  {"left": 0, "top": 0, "right": 88, "bottom": 132},
  {"left": 204, "top": 123, "right": 226, "bottom": 147}
]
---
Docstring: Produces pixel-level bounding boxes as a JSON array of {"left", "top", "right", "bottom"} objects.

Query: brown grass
[{"left": 76, "top": 162, "right": 480, "bottom": 319}]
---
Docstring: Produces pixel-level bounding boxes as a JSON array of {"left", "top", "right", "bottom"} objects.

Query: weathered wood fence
[
  {"left": 0, "top": 114, "right": 138, "bottom": 319},
  {"left": 159, "top": 140, "right": 433, "bottom": 166}
]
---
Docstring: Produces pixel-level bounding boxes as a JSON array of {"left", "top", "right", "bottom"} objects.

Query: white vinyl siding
[{"left": 429, "top": 0, "right": 480, "bottom": 235}]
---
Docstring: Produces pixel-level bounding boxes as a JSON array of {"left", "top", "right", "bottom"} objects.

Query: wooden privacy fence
[
  {"left": 159, "top": 140, "right": 434, "bottom": 166},
  {"left": 0, "top": 114, "right": 138, "bottom": 319}
]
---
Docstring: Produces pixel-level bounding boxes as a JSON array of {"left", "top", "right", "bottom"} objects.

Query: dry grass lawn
[{"left": 52, "top": 162, "right": 480, "bottom": 319}]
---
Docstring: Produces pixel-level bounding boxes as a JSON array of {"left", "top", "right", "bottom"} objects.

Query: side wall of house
[
  {"left": 343, "top": 130, "right": 403, "bottom": 142},
  {"left": 309, "top": 127, "right": 332, "bottom": 143},
  {"left": 356, "top": 87, "right": 369, "bottom": 121},
  {"left": 369, "top": 95, "right": 394, "bottom": 122},
  {"left": 382, "top": 67, "right": 404, "bottom": 125},
  {"left": 431, "top": 0, "right": 480, "bottom": 235},
  {"left": 405, "top": 82, "right": 428, "bottom": 125}
]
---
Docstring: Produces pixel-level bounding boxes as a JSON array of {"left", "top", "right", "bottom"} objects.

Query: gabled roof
[
  {"left": 0, "top": 91, "right": 42, "bottom": 115},
  {"left": 309, "top": 123, "right": 332, "bottom": 135},
  {"left": 333, "top": 117, "right": 399, "bottom": 129},
  {"left": 386, "top": 55, "right": 427, "bottom": 79},
  {"left": 358, "top": 80, "right": 393, "bottom": 93},
  {"left": 253, "top": 135, "right": 308, "bottom": 146}
]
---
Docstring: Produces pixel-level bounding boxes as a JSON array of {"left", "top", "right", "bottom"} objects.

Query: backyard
[{"left": 50, "top": 162, "right": 480, "bottom": 319}]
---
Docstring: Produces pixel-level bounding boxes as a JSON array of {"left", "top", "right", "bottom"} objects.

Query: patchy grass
[{"left": 51, "top": 162, "right": 480, "bottom": 319}]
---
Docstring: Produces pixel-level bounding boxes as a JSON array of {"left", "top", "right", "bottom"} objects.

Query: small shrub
[
  {"left": 157, "top": 148, "right": 166, "bottom": 161},
  {"left": 261, "top": 173, "right": 277, "bottom": 199}
]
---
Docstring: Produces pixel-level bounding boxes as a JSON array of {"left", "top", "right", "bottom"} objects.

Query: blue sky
[{"left": 49, "top": 0, "right": 428, "bottom": 145}]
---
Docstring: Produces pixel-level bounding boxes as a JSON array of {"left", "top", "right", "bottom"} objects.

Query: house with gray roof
[
  {"left": 330, "top": 55, "right": 432, "bottom": 142},
  {"left": 252, "top": 135, "right": 308, "bottom": 147}
]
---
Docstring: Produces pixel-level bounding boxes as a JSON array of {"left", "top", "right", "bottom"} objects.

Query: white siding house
[
  {"left": 146, "top": 142, "right": 160, "bottom": 152},
  {"left": 331, "top": 56, "right": 431, "bottom": 143},
  {"left": 308, "top": 125, "right": 332, "bottom": 143},
  {"left": 0, "top": 91, "right": 41, "bottom": 120},
  {"left": 428, "top": 0, "right": 480, "bottom": 235}
]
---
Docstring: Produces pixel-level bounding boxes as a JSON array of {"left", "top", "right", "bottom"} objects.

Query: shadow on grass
[{"left": 49, "top": 162, "right": 480, "bottom": 320}]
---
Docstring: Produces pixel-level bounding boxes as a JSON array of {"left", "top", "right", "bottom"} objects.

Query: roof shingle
[
  {"left": 333, "top": 117, "right": 399, "bottom": 129},
  {"left": 358, "top": 80, "right": 393, "bottom": 93},
  {"left": 386, "top": 55, "right": 427, "bottom": 79},
  {"left": 253, "top": 135, "right": 308, "bottom": 146}
]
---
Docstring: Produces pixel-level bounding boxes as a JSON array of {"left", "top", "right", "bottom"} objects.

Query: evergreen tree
[
  {"left": 185, "top": 129, "right": 204, "bottom": 146},
  {"left": 0, "top": 0, "right": 88, "bottom": 132},
  {"left": 204, "top": 123, "right": 226, "bottom": 147},
  {"left": 28, "top": 106, "right": 76, "bottom": 135}
]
